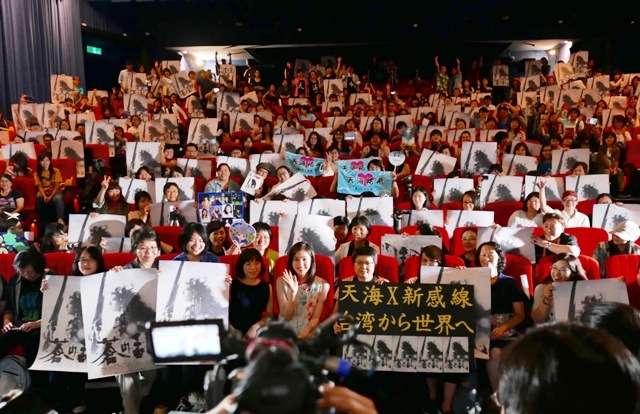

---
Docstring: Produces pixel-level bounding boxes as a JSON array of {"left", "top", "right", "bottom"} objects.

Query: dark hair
[
  {"left": 571, "top": 161, "right": 589, "bottom": 174},
  {"left": 333, "top": 216, "right": 350, "bottom": 227},
  {"left": 276, "top": 165, "right": 292, "bottom": 176},
  {"left": 71, "top": 246, "right": 107, "bottom": 276},
  {"left": 125, "top": 219, "right": 147, "bottom": 238},
  {"left": 169, "top": 166, "right": 185, "bottom": 177},
  {"left": 178, "top": 222, "right": 209, "bottom": 253},
  {"left": 236, "top": 248, "right": 266, "bottom": 279},
  {"left": 416, "top": 223, "right": 440, "bottom": 236},
  {"left": 185, "top": 143, "right": 198, "bottom": 151},
  {"left": 542, "top": 212, "right": 566, "bottom": 227},
  {"left": 134, "top": 190, "right": 152, "bottom": 208},
  {"left": 286, "top": 242, "right": 316, "bottom": 284},
  {"left": 462, "top": 190, "right": 476, "bottom": 204},
  {"left": 252, "top": 221, "right": 272, "bottom": 237},
  {"left": 36, "top": 151, "right": 54, "bottom": 178},
  {"left": 135, "top": 166, "right": 154, "bottom": 180},
  {"left": 543, "top": 253, "right": 587, "bottom": 284},
  {"left": 349, "top": 215, "right": 372, "bottom": 235},
  {"left": 475, "top": 241, "right": 507, "bottom": 274},
  {"left": 421, "top": 245, "right": 444, "bottom": 267},
  {"left": 13, "top": 248, "right": 46, "bottom": 275},
  {"left": 596, "top": 193, "right": 614, "bottom": 204},
  {"left": 131, "top": 227, "right": 161, "bottom": 252},
  {"left": 40, "top": 222, "right": 68, "bottom": 253},
  {"left": 162, "top": 182, "right": 180, "bottom": 200},
  {"left": 498, "top": 323, "right": 640, "bottom": 414},
  {"left": 352, "top": 245, "right": 378, "bottom": 264},
  {"left": 522, "top": 191, "right": 541, "bottom": 212},
  {"left": 367, "top": 159, "right": 384, "bottom": 170},
  {"left": 580, "top": 301, "right": 640, "bottom": 356},
  {"left": 512, "top": 142, "right": 532, "bottom": 156},
  {"left": 488, "top": 163, "right": 503, "bottom": 174},
  {"left": 412, "top": 186, "right": 430, "bottom": 209}
]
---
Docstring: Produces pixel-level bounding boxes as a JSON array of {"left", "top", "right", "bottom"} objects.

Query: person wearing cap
[
  {"left": 248, "top": 162, "right": 274, "bottom": 202},
  {"left": 538, "top": 180, "right": 590, "bottom": 228},
  {"left": 593, "top": 220, "right": 640, "bottom": 278}
]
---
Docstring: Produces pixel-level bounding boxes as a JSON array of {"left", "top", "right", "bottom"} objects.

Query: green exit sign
[{"left": 86, "top": 45, "right": 102, "bottom": 55}]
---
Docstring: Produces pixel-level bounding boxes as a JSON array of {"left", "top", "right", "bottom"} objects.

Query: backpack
[{"left": 0, "top": 355, "right": 31, "bottom": 396}]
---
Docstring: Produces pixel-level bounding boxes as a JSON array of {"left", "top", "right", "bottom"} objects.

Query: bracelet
[{"left": 546, "top": 241, "right": 551, "bottom": 249}]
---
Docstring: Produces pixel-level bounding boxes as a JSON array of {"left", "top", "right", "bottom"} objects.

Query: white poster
[
  {"left": 177, "top": 158, "right": 213, "bottom": 181},
  {"left": 123, "top": 94, "right": 149, "bottom": 118},
  {"left": 564, "top": 174, "right": 610, "bottom": 201},
  {"left": 415, "top": 149, "right": 457, "bottom": 178},
  {"left": 119, "top": 178, "right": 156, "bottom": 204},
  {"left": 460, "top": 142, "right": 497, "bottom": 176},
  {"left": 432, "top": 178, "right": 475, "bottom": 207},
  {"left": 381, "top": 234, "right": 442, "bottom": 269},
  {"left": 157, "top": 261, "right": 230, "bottom": 325},
  {"left": 68, "top": 214, "right": 126, "bottom": 247},
  {"left": 551, "top": 148, "right": 590, "bottom": 175},
  {"left": 32, "top": 276, "right": 87, "bottom": 373},
  {"left": 249, "top": 200, "right": 299, "bottom": 227},
  {"left": 278, "top": 213, "right": 335, "bottom": 257},
  {"left": 149, "top": 201, "right": 198, "bottom": 227},
  {"left": 51, "top": 140, "right": 85, "bottom": 178},
  {"left": 50, "top": 74, "right": 75, "bottom": 104},
  {"left": 477, "top": 227, "right": 535, "bottom": 263},
  {"left": 126, "top": 142, "right": 162, "bottom": 177},
  {"left": 155, "top": 177, "right": 196, "bottom": 201},
  {"left": 81, "top": 270, "right": 158, "bottom": 379},
  {"left": 524, "top": 175, "right": 563, "bottom": 202},
  {"left": 502, "top": 154, "right": 538, "bottom": 176},
  {"left": 444, "top": 211, "right": 494, "bottom": 238},
  {"left": 263, "top": 172, "right": 317, "bottom": 202},
  {"left": 553, "top": 279, "right": 629, "bottom": 322},
  {"left": 85, "top": 121, "right": 116, "bottom": 157},
  {"left": 187, "top": 118, "right": 219, "bottom": 146},
  {"left": 297, "top": 198, "right": 346, "bottom": 218},
  {"left": 479, "top": 175, "right": 524, "bottom": 205},
  {"left": 1, "top": 142, "right": 36, "bottom": 160},
  {"left": 400, "top": 210, "right": 445, "bottom": 228},
  {"left": 592, "top": 203, "right": 640, "bottom": 232},
  {"left": 346, "top": 196, "right": 394, "bottom": 227}
]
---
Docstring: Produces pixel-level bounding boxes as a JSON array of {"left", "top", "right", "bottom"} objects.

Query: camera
[
  {"left": 587, "top": 117, "right": 598, "bottom": 125},
  {"left": 344, "top": 131, "right": 356, "bottom": 141},
  {"left": 148, "top": 315, "right": 375, "bottom": 414}
]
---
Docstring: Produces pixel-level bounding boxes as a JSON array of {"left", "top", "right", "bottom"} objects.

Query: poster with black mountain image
[
  {"left": 85, "top": 121, "right": 116, "bottom": 157},
  {"left": 432, "top": 178, "right": 475, "bottom": 208},
  {"left": 124, "top": 94, "right": 149, "bottom": 119},
  {"left": 479, "top": 175, "right": 524, "bottom": 205},
  {"left": 460, "top": 142, "right": 497, "bottom": 176},
  {"left": 126, "top": 142, "right": 162, "bottom": 177},
  {"left": 564, "top": 174, "right": 610, "bottom": 201},
  {"left": 50, "top": 74, "right": 75, "bottom": 104},
  {"left": 51, "top": 140, "right": 85, "bottom": 178},
  {"left": 592, "top": 203, "right": 640, "bottom": 233},
  {"left": 68, "top": 214, "right": 126, "bottom": 247},
  {"left": 278, "top": 213, "right": 335, "bottom": 258},
  {"left": 551, "top": 148, "right": 590, "bottom": 175}
]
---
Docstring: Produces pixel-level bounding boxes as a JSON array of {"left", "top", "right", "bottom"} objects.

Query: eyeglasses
[
  {"left": 563, "top": 198, "right": 578, "bottom": 204},
  {"left": 77, "top": 258, "right": 96, "bottom": 264},
  {"left": 355, "top": 261, "right": 375, "bottom": 267}
]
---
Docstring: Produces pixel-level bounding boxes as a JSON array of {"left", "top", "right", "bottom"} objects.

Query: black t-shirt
[
  {"left": 0, "top": 189, "right": 23, "bottom": 213},
  {"left": 229, "top": 279, "right": 270, "bottom": 335},
  {"left": 534, "top": 233, "right": 578, "bottom": 261},
  {"left": 6, "top": 274, "right": 43, "bottom": 324}
]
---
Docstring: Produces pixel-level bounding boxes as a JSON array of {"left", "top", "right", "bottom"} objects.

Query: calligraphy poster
[
  {"left": 285, "top": 152, "right": 325, "bottom": 177},
  {"left": 123, "top": 94, "right": 148, "bottom": 118},
  {"left": 444, "top": 211, "right": 494, "bottom": 239},
  {"left": 218, "top": 64, "right": 236, "bottom": 87},
  {"left": 151, "top": 114, "right": 180, "bottom": 145},
  {"left": 150, "top": 201, "right": 198, "bottom": 227},
  {"left": 339, "top": 282, "right": 475, "bottom": 371},
  {"left": 414, "top": 149, "right": 457, "bottom": 178},
  {"left": 32, "top": 276, "right": 87, "bottom": 373},
  {"left": 553, "top": 279, "right": 629, "bottom": 322},
  {"left": 263, "top": 172, "right": 317, "bottom": 201},
  {"left": 187, "top": 118, "right": 219, "bottom": 146},
  {"left": 432, "top": 178, "right": 475, "bottom": 207},
  {"left": 337, "top": 169, "right": 393, "bottom": 197},
  {"left": 278, "top": 213, "right": 335, "bottom": 257},
  {"left": 155, "top": 177, "right": 195, "bottom": 201},
  {"left": 524, "top": 175, "right": 563, "bottom": 202},
  {"left": 51, "top": 140, "right": 86, "bottom": 178},
  {"left": 346, "top": 196, "right": 394, "bottom": 227},
  {"left": 421, "top": 267, "right": 490, "bottom": 359},
  {"left": 400, "top": 210, "right": 445, "bottom": 228},
  {"left": 502, "top": 154, "right": 538, "bottom": 176},
  {"left": 273, "top": 133, "right": 305, "bottom": 155},
  {"left": 81, "top": 270, "right": 158, "bottom": 379},
  {"left": 297, "top": 198, "right": 346, "bottom": 219},
  {"left": 157, "top": 261, "right": 229, "bottom": 327},
  {"left": 177, "top": 158, "right": 213, "bottom": 181},
  {"left": 50, "top": 74, "right": 75, "bottom": 104},
  {"left": 103, "top": 237, "right": 133, "bottom": 254},
  {"left": 551, "top": 148, "right": 590, "bottom": 175},
  {"left": 586, "top": 75, "right": 610, "bottom": 95},
  {"left": 477, "top": 227, "right": 535, "bottom": 263},
  {"left": 126, "top": 142, "right": 162, "bottom": 177},
  {"left": 1, "top": 142, "right": 37, "bottom": 160},
  {"left": 564, "top": 174, "right": 610, "bottom": 201},
  {"left": 68, "top": 214, "right": 126, "bottom": 247},
  {"left": 85, "top": 121, "right": 116, "bottom": 157},
  {"left": 479, "top": 175, "right": 524, "bottom": 205},
  {"left": 119, "top": 178, "right": 156, "bottom": 204},
  {"left": 381, "top": 235, "right": 442, "bottom": 271},
  {"left": 249, "top": 200, "right": 299, "bottom": 227},
  {"left": 592, "top": 203, "right": 640, "bottom": 233},
  {"left": 171, "top": 71, "right": 196, "bottom": 99}
]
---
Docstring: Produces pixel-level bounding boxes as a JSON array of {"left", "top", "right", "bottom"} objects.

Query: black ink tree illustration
[
  {"left": 495, "top": 183, "right": 516, "bottom": 202},
  {"left": 583, "top": 93, "right": 598, "bottom": 107},
  {"left": 284, "top": 141, "right": 297, "bottom": 154},
  {"left": 448, "top": 187, "right": 464, "bottom": 202},
  {"left": 22, "top": 109, "right": 39, "bottom": 126},
  {"left": 198, "top": 123, "right": 216, "bottom": 142},
  {"left": 425, "top": 341, "right": 443, "bottom": 369},
  {"left": 131, "top": 99, "right": 147, "bottom": 117},
  {"left": 225, "top": 95, "right": 239, "bottom": 111},
  {"left": 89, "top": 224, "right": 112, "bottom": 247},
  {"left": 525, "top": 82, "right": 537, "bottom": 93},
  {"left": 139, "top": 150, "right": 161, "bottom": 173},
  {"left": 58, "top": 79, "right": 73, "bottom": 95},
  {"left": 316, "top": 208, "right": 331, "bottom": 217},
  {"left": 163, "top": 119, "right": 179, "bottom": 141},
  {"left": 188, "top": 166, "right": 205, "bottom": 179},
  {"left": 514, "top": 163, "right": 529, "bottom": 175},
  {"left": 299, "top": 227, "right": 333, "bottom": 256},
  {"left": 545, "top": 186, "right": 560, "bottom": 201},
  {"left": 350, "top": 342, "right": 369, "bottom": 367},
  {"left": 237, "top": 118, "right": 251, "bottom": 132},
  {"left": 229, "top": 165, "right": 243, "bottom": 178},
  {"left": 564, "top": 157, "right": 577, "bottom": 172},
  {"left": 446, "top": 341, "right": 468, "bottom": 370},
  {"left": 291, "top": 187, "right": 307, "bottom": 202},
  {"left": 361, "top": 208, "right": 385, "bottom": 225},
  {"left": 145, "top": 125, "right": 163, "bottom": 142},
  {"left": 111, "top": 285, "right": 155, "bottom": 340},
  {"left": 610, "top": 214, "right": 627, "bottom": 228},
  {"left": 95, "top": 128, "right": 112, "bottom": 145},
  {"left": 183, "top": 278, "right": 226, "bottom": 320},
  {"left": 396, "top": 340, "right": 418, "bottom": 369},
  {"left": 177, "top": 76, "right": 192, "bottom": 92},
  {"left": 134, "top": 77, "right": 147, "bottom": 91},
  {"left": 562, "top": 94, "right": 577, "bottom": 107},
  {"left": 330, "top": 83, "right": 342, "bottom": 96},
  {"left": 429, "top": 160, "right": 445, "bottom": 179},
  {"left": 473, "top": 150, "right": 492, "bottom": 173},
  {"left": 65, "top": 291, "right": 85, "bottom": 345},
  {"left": 581, "top": 184, "right": 599, "bottom": 200},
  {"left": 376, "top": 339, "right": 393, "bottom": 367},
  {"left": 267, "top": 211, "right": 281, "bottom": 226},
  {"left": 595, "top": 80, "right": 608, "bottom": 94}
]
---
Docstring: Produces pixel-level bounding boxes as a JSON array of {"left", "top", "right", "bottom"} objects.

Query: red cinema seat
[
  {"left": 403, "top": 255, "right": 465, "bottom": 283},
  {"left": 564, "top": 227, "right": 609, "bottom": 258},
  {"left": 337, "top": 255, "right": 400, "bottom": 283},
  {"left": 153, "top": 226, "right": 182, "bottom": 252},
  {"left": 535, "top": 254, "right": 601, "bottom": 288},
  {"left": 103, "top": 253, "right": 137, "bottom": 270},
  {"left": 484, "top": 201, "right": 524, "bottom": 227},
  {"left": 44, "top": 252, "right": 76, "bottom": 276},
  {"left": 504, "top": 253, "right": 534, "bottom": 297},
  {"left": 605, "top": 254, "right": 640, "bottom": 309}
]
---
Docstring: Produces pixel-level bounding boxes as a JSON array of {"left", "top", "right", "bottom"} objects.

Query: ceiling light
[
  {"left": 196, "top": 59, "right": 203, "bottom": 66},
  {"left": 548, "top": 50, "right": 556, "bottom": 56},
  {"left": 413, "top": 23, "right": 418, "bottom": 28},
  {"left": 81, "top": 22, "right": 87, "bottom": 27},
  {"left": 123, "top": 33, "right": 127, "bottom": 37},
  {"left": 182, "top": 50, "right": 188, "bottom": 54},
  {"left": 145, "top": 32, "right": 150, "bottom": 36},
  {"left": 297, "top": 27, "right": 303, "bottom": 32}
]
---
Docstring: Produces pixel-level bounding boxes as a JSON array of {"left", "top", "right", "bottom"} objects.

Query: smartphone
[
  {"left": 587, "top": 117, "right": 597, "bottom": 125},
  {"left": 147, "top": 319, "right": 225, "bottom": 363},
  {"left": 344, "top": 131, "right": 356, "bottom": 141}
]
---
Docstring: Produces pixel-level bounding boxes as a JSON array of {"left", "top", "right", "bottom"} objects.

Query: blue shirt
[{"left": 172, "top": 251, "right": 220, "bottom": 263}]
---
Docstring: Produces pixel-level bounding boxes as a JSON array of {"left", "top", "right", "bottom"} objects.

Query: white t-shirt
[{"left": 507, "top": 210, "right": 543, "bottom": 228}]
